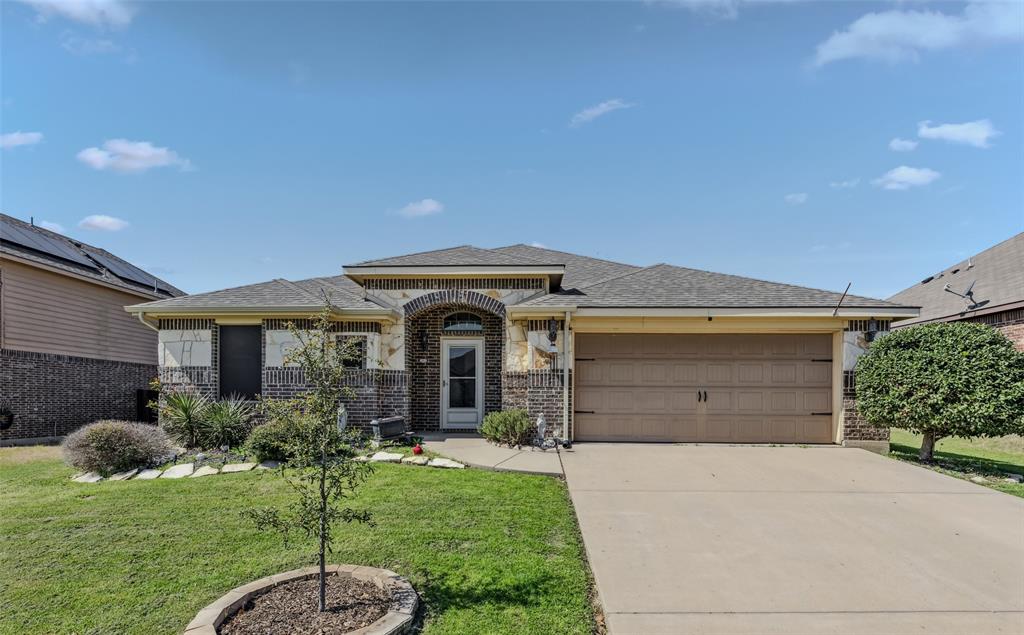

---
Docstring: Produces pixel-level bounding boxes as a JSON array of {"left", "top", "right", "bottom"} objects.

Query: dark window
[
  {"left": 338, "top": 335, "right": 367, "bottom": 369},
  {"left": 219, "top": 325, "right": 262, "bottom": 399},
  {"left": 443, "top": 312, "right": 483, "bottom": 332}
]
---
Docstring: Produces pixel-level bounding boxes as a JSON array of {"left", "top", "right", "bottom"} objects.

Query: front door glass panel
[{"left": 448, "top": 346, "right": 476, "bottom": 408}]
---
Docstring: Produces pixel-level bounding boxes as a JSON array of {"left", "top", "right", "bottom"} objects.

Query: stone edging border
[{"left": 183, "top": 565, "right": 418, "bottom": 635}]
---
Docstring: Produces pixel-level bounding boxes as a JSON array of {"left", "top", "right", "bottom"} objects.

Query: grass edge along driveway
[
  {"left": 0, "top": 447, "right": 595, "bottom": 635},
  {"left": 889, "top": 429, "right": 1024, "bottom": 498}
]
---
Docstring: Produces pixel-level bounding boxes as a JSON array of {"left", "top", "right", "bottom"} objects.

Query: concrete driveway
[{"left": 561, "top": 444, "right": 1024, "bottom": 634}]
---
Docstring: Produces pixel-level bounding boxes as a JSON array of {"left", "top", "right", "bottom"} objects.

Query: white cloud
[
  {"left": 569, "top": 99, "right": 636, "bottom": 128},
  {"left": 784, "top": 192, "right": 808, "bottom": 205},
  {"left": 918, "top": 119, "right": 1000, "bottom": 148},
  {"left": 60, "top": 32, "right": 121, "bottom": 55},
  {"left": 1, "top": 131, "right": 43, "bottom": 149},
  {"left": 872, "top": 166, "right": 941, "bottom": 191},
  {"left": 397, "top": 198, "right": 444, "bottom": 218},
  {"left": 78, "top": 214, "right": 128, "bottom": 231},
  {"left": 889, "top": 137, "right": 918, "bottom": 152},
  {"left": 77, "top": 139, "right": 191, "bottom": 173},
  {"left": 812, "top": 1, "right": 1023, "bottom": 67},
  {"left": 20, "top": 0, "right": 135, "bottom": 28},
  {"left": 38, "top": 220, "right": 65, "bottom": 233},
  {"left": 829, "top": 178, "right": 860, "bottom": 189}
]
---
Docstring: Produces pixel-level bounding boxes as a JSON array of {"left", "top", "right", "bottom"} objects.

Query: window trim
[{"left": 443, "top": 311, "right": 484, "bottom": 333}]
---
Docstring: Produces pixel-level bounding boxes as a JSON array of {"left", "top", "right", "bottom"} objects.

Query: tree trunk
[
  {"left": 318, "top": 443, "right": 327, "bottom": 613},
  {"left": 919, "top": 431, "right": 939, "bottom": 462}
]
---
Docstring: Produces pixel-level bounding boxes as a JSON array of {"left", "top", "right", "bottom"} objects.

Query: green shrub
[
  {"left": 479, "top": 409, "right": 535, "bottom": 447},
  {"left": 244, "top": 419, "right": 297, "bottom": 462},
  {"left": 62, "top": 420, "right": 172, "bottom": 475},
  {"left": 856, "top": 322, "right": 1024, "bottom": 460},
  {"left": 204, "top": 395, "right": 254, "bottom": 449},
  {"left": 159, "top": 389, "right": 211, "bottom": 449}
]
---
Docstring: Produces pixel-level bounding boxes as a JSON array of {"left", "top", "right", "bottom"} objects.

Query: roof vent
[
  {"left": 921, "top": 276, "right": 934, "bottom": 284},
  {"left": 951, "top": 268, "right": 960, "bottom": 274}
]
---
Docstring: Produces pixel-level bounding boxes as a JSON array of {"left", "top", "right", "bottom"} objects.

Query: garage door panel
[{"left": 574, "top": 334, "right": 834, "bottom": 444}]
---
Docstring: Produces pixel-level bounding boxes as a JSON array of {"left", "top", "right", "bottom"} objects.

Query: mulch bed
[{"left": 219, "top": 575, "right": 392, "bottom": 634}]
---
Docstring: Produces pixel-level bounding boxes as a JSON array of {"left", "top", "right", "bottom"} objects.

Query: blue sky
[{"left": 2, "top": 0, "right": 1021, "bottom": 298}]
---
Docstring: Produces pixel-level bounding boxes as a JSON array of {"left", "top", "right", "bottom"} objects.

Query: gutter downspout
[
  {"left": 136, "top": 312, "right": 159, "bottom": 331},
  {"left": 563, "top": 310, "right": 572, "bottom": 441}
]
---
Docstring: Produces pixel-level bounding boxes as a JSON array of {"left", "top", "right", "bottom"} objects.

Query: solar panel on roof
[
  {"left": 84, "top": 249, "right": 169, "bottom": 292},
  {"left": 0, "top": 217, "right": 97, "bottom": 268}
]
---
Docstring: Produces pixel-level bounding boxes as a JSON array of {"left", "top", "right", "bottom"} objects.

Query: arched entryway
[{"left": 403, "top": 291, "right": 505, "bottom": 430}]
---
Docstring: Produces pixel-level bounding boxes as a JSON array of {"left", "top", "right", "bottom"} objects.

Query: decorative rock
[
  {"left": 401, "top": 456, "right": 430, "bottom": 466},
  {"left": 1002, "top": 473, "right": 1023, "bottom": 483},
  {"left": 190, "top": 466, "right": 220, "bottom": 478},
  {"left": 353, "top": 455, "right": 371, "bottom": 462},
  {"left": 428, "top": 458, "right": 465, "bottom": 469},
  {"left": 195, "top": 452, "right": 207, "bottom": 462},
  {"left": 970, "top": 475, "right": 987, "bottom": 484},
  {"left": 134, "top": 469, "right": 163, "bottom": 480},
  {"left": 160, "top": 463, "right": 195, "bottom": 479},
  {"left": 72, "top": 472, "right": 103, "bottom": 483},
  {"left": 108, "top": 469, "right": 138, "bottom": 481},
  {"left": 256, "top": 461, "right": 280, "bottom": 470},
  {"left": 221, "top": 462, "right": 256, "bottom": 473},
  {"left": 370, "top": 452, "right": 403, "bottom": 463}
]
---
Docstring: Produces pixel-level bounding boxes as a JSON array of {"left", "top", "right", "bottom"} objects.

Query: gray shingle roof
[
  {"left": 348, "top": 245, "right": 560, "bottom": 267},
  {"left": 521, "top": 263, "right": 906, "bottom": 309},
  {"left": 1, "top": 213, "right": 183, "bottom": 298},
  {"left": 492, "top": 244, "right": 638, "bottom": 289},
  {"left": 888, "top": 232, "right": 1023, "bottom": 326},
  {"left": 129, "top": 275, "right": 379, "bottom": 311}
]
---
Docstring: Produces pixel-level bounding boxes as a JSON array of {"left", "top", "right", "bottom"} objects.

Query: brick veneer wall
[
  {"left": 840, "top": 370, "right": 889, "bottom": 443},
  {"left": 968, "top": 308, "right": 1024, "bottom": 352},
  {"left": 157, "top": 320, "right": 219, "bottom": 399},
  {"left": 501, "top": 370, "right": 572, "bottom": 438},
  {"left": 405, "top": 303, "right": 504, "bottom": 430},
  {"left": 0, "top": 348, "right": 156, "bottom": 442},
  {"left": 262, "top": 368, "right": 409, "bottom": 433}
]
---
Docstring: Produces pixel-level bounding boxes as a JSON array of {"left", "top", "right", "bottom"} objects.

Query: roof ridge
[
  {"left": 347, "top": 244, "right": 477, "bottom": 266},
  {"left": 575, "top": 263, "right": 671, "bottom": 290},
  {"left": 275, "top": 277, "right": 330, "bottom": 303},
  {"left": 496, "top": 243, "right": 639, "bottom": 269}
]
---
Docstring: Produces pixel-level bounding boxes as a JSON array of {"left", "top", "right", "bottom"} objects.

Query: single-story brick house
[
  {"left": 888, "top": 232, "right": 1023, "bottom": 351},
  {"left": 1, "top": 213, "right": 183, "bottom": 444},
  {"left": 127, "top": 245, "right": 918, "bottom": 452}
]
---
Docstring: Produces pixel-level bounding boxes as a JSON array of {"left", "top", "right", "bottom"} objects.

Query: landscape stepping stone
[
  {"left": 72, "top": 472, "right": 104, "bottom": 483},
  {"left": 108, "top": 469, "right": 138, "bottom": 481},
  {"left": 134, "top": 469, "right": 163, "bottom": 480},
  {"left": 370, "top": 451, "right": 403, "bottom": 463},
  {"left": 256, "top": 460, "right": 280, "bottom": 470},
  {"left": 221, "top": 462, "right": 256, "bottom": 473},
  {"left": 401, "top": 456, "right": 430, "bottom": 466},
  {"left": 428, "top": 458, "right": 465, "bottom": 469},
  {"left": 190, "top": 466, "right": 220, "bottom": 478},
  {"left": 160, "top": 463, "right": 195, "bottom": 479}
]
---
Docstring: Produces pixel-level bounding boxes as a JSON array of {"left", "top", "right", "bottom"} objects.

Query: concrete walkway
[
  {"left": 420, "top": 433, "right": 563, "bottom": 476},
  {"left": 562, "top": 444, "right": 1024, "bottom": 635}
]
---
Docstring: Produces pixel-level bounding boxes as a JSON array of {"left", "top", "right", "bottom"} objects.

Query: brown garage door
[{"left": 574, "top": 333, "right": 834, "bottom": 443}]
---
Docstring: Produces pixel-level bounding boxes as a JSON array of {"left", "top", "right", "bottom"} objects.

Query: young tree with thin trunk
[
  {"left": 855, "top": 322, "right": 1024, "bottom": 461},
  {"left": 245, "top": 300, "right": 373, "bottom": 612}
]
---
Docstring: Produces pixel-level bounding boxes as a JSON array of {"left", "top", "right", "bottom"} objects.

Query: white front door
[{"left": 441, "top": 338, "right": 484, "bottom": 429}]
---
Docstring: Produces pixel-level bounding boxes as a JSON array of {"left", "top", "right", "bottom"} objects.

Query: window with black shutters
[{"left": 219, "top": 325, "right": 262, "bottom": 399}]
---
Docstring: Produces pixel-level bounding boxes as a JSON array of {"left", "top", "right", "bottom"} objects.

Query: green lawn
[
  {"left": 0, "top": 447, "right": 595, "bottom": 635},
  {"left": 889, "top": 429, "right": 1024, "bottom": 498}
]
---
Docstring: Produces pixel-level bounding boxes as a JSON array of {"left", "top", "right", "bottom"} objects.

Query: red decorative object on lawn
[{"left": 412, "top": 444, "right": 423, "bottom": 455}]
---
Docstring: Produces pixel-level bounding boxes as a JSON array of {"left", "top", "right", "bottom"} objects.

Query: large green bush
[
  {"left": 244, "top": 419, "right": 296, "bottom": 462},
  {"left": 856, "top": 322, "right": 1024, "bottom": 460},
  {"left": 62, "top": 420, "right": 172, "bottom": 475},
  {"left": 479, "top": 409, "right": 535, "bottom": 447}
]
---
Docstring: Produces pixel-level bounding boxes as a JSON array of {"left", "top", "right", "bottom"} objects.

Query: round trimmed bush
[
  {"left": 856, "top": 322, "right": 1024, "bottom": 460},
  {"left": 62, "top": 420, "right": 172, "bottom": 475},
  {"left": 244, "top": 419, "right": 296, "bottom": 462},
  {"left": 479, "top": 409, "right": 535, "bottom": 447}
]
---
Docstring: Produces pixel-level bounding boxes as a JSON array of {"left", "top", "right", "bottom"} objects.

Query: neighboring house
[
  {"left": 888, "top": 233, "right": 1024, "bottom": 351},
  {"left": 0, "top": 214, "right": 183, "bottom": 444},
  {"left": 127, "top": 244, "right": 917, "bottom": 452}
]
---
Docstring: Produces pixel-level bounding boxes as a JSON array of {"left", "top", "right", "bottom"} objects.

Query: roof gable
[{"left": 491, "top": 244, "right": 638, "bottom": 289}]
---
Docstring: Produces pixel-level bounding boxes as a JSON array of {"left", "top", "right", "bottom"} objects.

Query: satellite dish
[{"left": 943, "top": 280, "right": 982, "bottom": 310}]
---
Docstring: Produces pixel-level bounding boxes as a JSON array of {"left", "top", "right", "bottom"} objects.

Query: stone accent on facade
[
  {"left": 0, "top": 348, "right": 156, "bottom": 442},
  {"left": 158, "top": 324, "right": 219, "bottom": 399},
  {"left": 405, "top": 303, "right": 504, "bottom": 430}
]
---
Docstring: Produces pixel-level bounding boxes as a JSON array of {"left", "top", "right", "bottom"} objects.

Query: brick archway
[{"left": 403, "top": 290, "right": 506, "bottom": 318}]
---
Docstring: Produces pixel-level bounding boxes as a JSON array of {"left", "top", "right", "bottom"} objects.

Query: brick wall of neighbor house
[
  {"left": 0, "top": 348, "right": 156, "bottom": 442},
  {"left": 968, "top": 308, "right": 1024, "bottom": 352},
  {"left": 405, "top": 303, "right": 504, "bottom": 430}
]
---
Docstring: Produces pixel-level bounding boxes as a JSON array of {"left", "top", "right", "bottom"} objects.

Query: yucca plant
[
  {"left": 159, "top": 389, "right": 211, "bottom": 449},
  {"left": 205, "top": 395, "right": 255, "bottom": 449}
]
